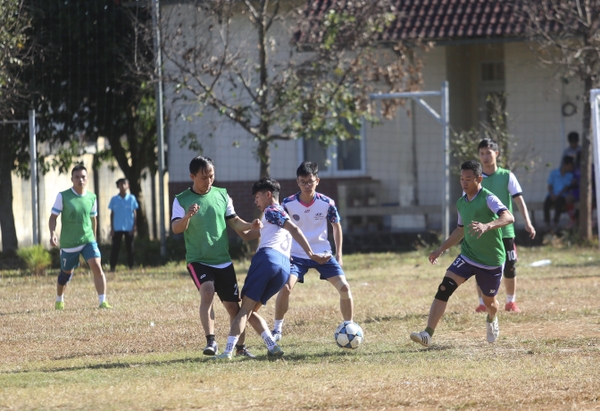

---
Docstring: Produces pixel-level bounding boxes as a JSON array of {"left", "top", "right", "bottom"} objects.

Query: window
[{"left": 298, "top": 120, "right": 365, "bottom": 176}]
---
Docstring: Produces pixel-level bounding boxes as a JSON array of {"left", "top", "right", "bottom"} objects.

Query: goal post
[{"left": 590, "top": 88, "right": 600, "bottom": 247}]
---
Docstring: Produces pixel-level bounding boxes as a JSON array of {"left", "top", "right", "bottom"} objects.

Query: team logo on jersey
[
  {"left": 293, "top": 214, "right": 300, "bottom": 221},
  {"left": 314, "top": 212, "right": 324, "bottom": 220},
  {"left": 304, "top": 209, "right": 311, "bottom": 213}
]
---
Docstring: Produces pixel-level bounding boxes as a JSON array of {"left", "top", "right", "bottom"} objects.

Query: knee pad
[
  {"left": 504, "top": 260, "right": 516, "bottom": 279},
  {"left": 57, "top": 270, "right": 73, "bottom": 286},
  {"left": 333, "top": 279, "right": 352, "bottom": 300},
  {"left": 434, "top": 277, "right": 458, "bottom": 302}
]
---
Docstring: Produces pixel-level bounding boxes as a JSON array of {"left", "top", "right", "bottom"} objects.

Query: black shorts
[{"left": 186, "top": 262, "right": 240, "bottom": 303}]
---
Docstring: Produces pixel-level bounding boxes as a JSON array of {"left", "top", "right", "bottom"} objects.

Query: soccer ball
[{"left": 334, "top": 321, "right": 364, "bottom": 349}]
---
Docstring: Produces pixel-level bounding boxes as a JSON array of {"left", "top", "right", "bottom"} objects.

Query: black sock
[
  {"left": 235, "top": 344, "right": 245, "bottom": 351},
  {"left": 206, "top": 334, "right": 215, "bottom": 344}
]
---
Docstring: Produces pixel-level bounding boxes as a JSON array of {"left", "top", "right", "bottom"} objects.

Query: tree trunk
[
  {"left": 129, "top": 178, "right": 150, "bottom": 240},
  {"left": 257, "top": 139, "right": 271, "bottom": 179},
  {"left": 578, "top": 77, "right": 593, "bottom": 240},
  {"left": 0, "top": 133, "right": 19, "bottom": 252}
]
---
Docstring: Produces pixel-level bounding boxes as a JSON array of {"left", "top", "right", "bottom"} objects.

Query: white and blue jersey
[
  {"left": 257, "top": 204, "right": 293, "bottom": 257},
  {"left": 282, "top": 192, "right": 340, "bottom": 258}
]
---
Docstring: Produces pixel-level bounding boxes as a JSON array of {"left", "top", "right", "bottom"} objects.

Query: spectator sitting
[{"left": 544, "top": 156, "right": 576, "bottom": 231}]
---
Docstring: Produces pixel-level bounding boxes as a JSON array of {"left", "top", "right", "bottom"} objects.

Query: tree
[
  {"left": 162, "top": 0, "right": 425, "bottom": 179},
  {"left": 0, "top": 0, "right": 34, "bottom": 252},
  {"left": 518, "top": 0, "right": 600, "bottom": 240},
  {"left": 24, "top": 0, "right": 157, "bottom": 239}
]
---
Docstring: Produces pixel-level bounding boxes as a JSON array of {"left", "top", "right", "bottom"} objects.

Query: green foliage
[{"left": 16, "top": 245, "right": 52, "bottom": 276}]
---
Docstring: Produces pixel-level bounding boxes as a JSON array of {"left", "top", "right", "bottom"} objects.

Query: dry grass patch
[{"left": 0, "top": 247, "right": 599, "bottom": 410}]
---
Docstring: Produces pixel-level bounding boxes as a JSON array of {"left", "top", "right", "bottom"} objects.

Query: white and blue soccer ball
[{"left": 334, "top": 321, "right": 364, "bottom": 349}]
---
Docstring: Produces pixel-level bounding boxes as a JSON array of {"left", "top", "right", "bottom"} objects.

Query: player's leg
[
  {"left": 214, "top": 296, "right": 262, "bottom": 359},
  {"left": 56, "top": 249, "right": 78, "bottom": 310},
  {"left": 124, "top": 231, "right": 134, "bottom": 269},
  {"left": 83, "top": 242, "right": 110, "bottom": 308},
  {"left": 272, "top": 262, "right": 303, "bottom": 340},
  {"left": 318, "top": 257, "right": 352, "bottom": 321},
  {"left": 187, "top": 262, "right": 217, "bottom": 355},
  {"left": 476, "top": 266, "right": 503, "bottom": 343},
  {"left": 411, "top": 256, "right": 469, "bottom": 347},
  {"left": 503, "top": 238, "right": 520, "bottom": 312},
  {"left": 474, "top": 284, "right": 487, "bottom": 312},
  {"left": 109, "top": 231, "right": 123, "bottom": 272}
]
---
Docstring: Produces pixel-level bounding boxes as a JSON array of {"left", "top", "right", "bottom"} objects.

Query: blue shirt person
[{"left": 108, "top": 178, "right": 139, "bottom": 271}]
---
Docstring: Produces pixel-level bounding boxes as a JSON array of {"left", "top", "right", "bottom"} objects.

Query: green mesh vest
[
  {"left": 457, "top": 188, "right": 506, "bottom": 267},
  {"left": 482, "top": 167, "right": 514, "bottom": 238},
  {"left": 175, "top": 187, "right": 232, "bottom": 265},
  {"left": 59, "top": 189, "right": 97, "bottom": 248}
]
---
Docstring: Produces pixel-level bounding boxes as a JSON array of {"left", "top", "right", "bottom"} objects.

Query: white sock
[
  {"left": 506, "top": 295, "right": 516, "bottom": 303},
  {"left": 261, "top": 331, "right": 276, "bottom": 350},
  {"left": 224, "top": 336, "right": 239, "bottom": 354},
  {"left": 273, "top": 319, "right": 284, "bottom": 333},
  {"left": 56, "top": 295, "right": 64, "bottom": 303},
  {"left": 98, "top": 294, "right": 106, "bottom": 304},
  {"left": 478, "top": 297, "right": 484, "bottom": 305}
]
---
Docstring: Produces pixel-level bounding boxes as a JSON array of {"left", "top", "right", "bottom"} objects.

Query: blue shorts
[
  {"left": 242, "top": 248, "right": 290, "bottom": 305},
  {"left": 290, "top": 256, "right": 345, "bottom": 283},
  {"left": 447, "top": 255, "right": 503, "bottom": 297},
  {"left": 60, "top": 242, "right": 101, "bottom": 271}
]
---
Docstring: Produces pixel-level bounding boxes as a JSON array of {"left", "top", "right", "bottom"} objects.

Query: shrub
[{"left": 16, "top": 245, "right": 52, "bottom": 276}]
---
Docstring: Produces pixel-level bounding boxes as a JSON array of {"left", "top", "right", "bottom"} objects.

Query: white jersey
[
  {"left": 282, "top": 192, "right": 340, "bottom": 258},
  {"left": 257, "top": 204, "right": 293, "bottom": 257}
]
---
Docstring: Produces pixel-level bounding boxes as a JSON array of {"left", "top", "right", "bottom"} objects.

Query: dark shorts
[
  {"left": 447, "top": 255, "right": 503, "bottom": 297},
  {"left": 186, "top": 262, "right": 240, "bottom": 303},
  {"left": 60, "top": 242, "right": 101, "bottom": 271},
  {"left": 290, "top": 256, "right": 345, "bottom": 283},
  {"left": 242, "top": 248, "right": 290, "bottom": 305}
]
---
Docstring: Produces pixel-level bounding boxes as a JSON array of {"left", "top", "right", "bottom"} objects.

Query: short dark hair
[
  {"left": 116, "top": 178, "right": 127, "bottom": 187},
  {"left": 461, "top": 160, "right": 483, "bottom": 177},
  {"left": 562, "top": 155, "right": 574, "bottom": 166},
  {"left": 252, "top": 177, "right": 281, "bottom": 200},
  {"left": 567, "top": 131, "right": 579, "bottom": 143},
  {"left": 189, "top": 156, "right": 214, "bottom": 175},
  {"left": 71, "top": 163, "right": 87, "bottom": 176},
  {"left": 478, "top": 138, "right": 499, "bottom": 152},
  {"left": 297, "top": 161, "right": 319, "bottom": 178}
]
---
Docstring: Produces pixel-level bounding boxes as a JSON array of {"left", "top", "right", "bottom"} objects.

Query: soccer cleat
[
  {"left": 55, "top": 301, "right": 64, "bottom": 310},
  {"left": 475, "top": 304, "right": 487, "bottom": 313},
  {"left": 505, "top": 302, "right": 521, "bottom": 313},
  {"left": 486, "top": 316, "right": 500, "bottom": 343},
  {"left": 203, "top": 341, "right": 218, "bottom": 356},
  {"left": 235, "top": 347, "right": 257, "bottom": 359},
  {"left": 267, "top": 345, "right": 284, "bottom": 359},
  {"left": 98, "top": 302, "right": 112, "bottom": 309},
  {"left": 271, "top": 329, "right": 282, "bottom": 342},
  {"left": 410, "top": 331, "right": 432, "bottom": 347},
  {"left": 212, "top": 352, "right": 232, "bottom": 361}
]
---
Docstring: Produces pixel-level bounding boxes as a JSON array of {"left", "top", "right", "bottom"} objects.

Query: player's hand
[
  {"left": 187, "top": 203, "right": 200, "bottom": 218},
  {"left": 526, "top": 223, "right": 536, "bottom": 239},
  {"left": 468, "top": 221, "right": 489, "bottom": 238},
  {"left": 50, "top": 233, "right": 58, "bottom": 247},
  {"left": 251, "top": 218, "right": 263, "bottom": 230},
  {"left": 428, "top": 249, "right": 442, "bottom": 265},
  {"left": 337, "top": 255, "right": 343, "bottom": 267},
  {"left": 310, "top": 252, "right": 332, "bottom": 265}
]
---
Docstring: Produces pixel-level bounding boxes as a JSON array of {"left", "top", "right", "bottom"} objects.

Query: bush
[{"left": 16, "top": 245, "right": 52, "bottom": 276}]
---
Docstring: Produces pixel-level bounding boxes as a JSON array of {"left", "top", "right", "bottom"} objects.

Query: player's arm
[
  {"left": 49, "top": 214, "right": 59, "bottom": 247},
  {"left": 131, "top": 209, "right": 137, "bottom": 235},
  {"left": 171, "top": 202, "right": 199, "bottom": 234},
  {"left": 228, "top": 216, "right": 262, "bottom": 241},
  {"left": 429, "top": 226, "right": 464, "bottom": 264},
  {"left": 91, "top": 216, "right": 97, "bottom": 238},
  {"left": 513, "top": 195, "right": 536, "bottom": 239},
  {"left": 331, "top": 221, "right": 343, "bottom": 266},
  {"left": 283, "top": 220, "right": 331, "bottom": 265},
  {"left": 469, "top": 209, "right": 514, "bottom": 238}
]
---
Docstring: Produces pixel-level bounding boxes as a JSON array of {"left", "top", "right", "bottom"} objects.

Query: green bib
[
  {"left": 482, "top": 167, "right": 514, "bottom": 238},
  {"left": 175, "top": 187, "right": 232, "bottom": 265},
  {"left": 59, "top": 189, "right": 97, "bottom": 248},
  {"left": 457, "top": 187, "right": 506, "bottom": 267}
]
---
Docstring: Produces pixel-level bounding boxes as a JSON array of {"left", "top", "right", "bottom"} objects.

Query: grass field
[{"left": 1, "top": 245, "right": 599, "bottom": 410}]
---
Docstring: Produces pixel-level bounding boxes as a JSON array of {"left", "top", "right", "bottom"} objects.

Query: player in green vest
[
  {"left": 171, "top": 156, "right": 259, "bottom": 358},
  {"left": 474, "top": 138, "right": 536, "bottom": 313},
  {"left": 49, "top": 164, "right": 111, "bottom": 310},
  {"left": 410, "top": 160, "right": 514, "bottom": 347}
]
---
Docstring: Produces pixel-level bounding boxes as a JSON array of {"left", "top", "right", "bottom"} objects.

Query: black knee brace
[
  {"left": 504, "top": 259, "right": 517, "bottom": 279},
  {"left": 434, "top": 277, "right": 458, "bottom": 302},
  {"left": 57, "top": 270, "right": 73, "bottom": 286}
]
